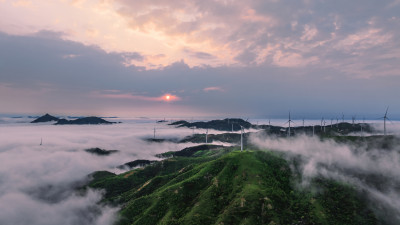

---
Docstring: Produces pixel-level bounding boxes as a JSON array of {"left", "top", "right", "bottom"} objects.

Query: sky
[{"left": 0, "top": 0, "right": 400, "bottom": 118}]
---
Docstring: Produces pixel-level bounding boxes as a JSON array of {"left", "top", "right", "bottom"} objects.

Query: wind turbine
[
  {"left": 382, "top": 107, "right": 390, "bottom": 136},
  {"left": 360, "top": 118, "right": 363, "bottom": 137},
  {"left": 320, "top": 117, "right": 324, "bottom": 130},
  {"left": 342, "top": 113, "right": 344, "bottom": 123},
  {"left": 360, "top": 117, "right": 366, "bottom": 137},
  {"left": 240, "top": 125, "right": 244, "bottom": 151},
  {"left": 352, "top": 116, "right": 356, "bottom": 126},
  {"left": 227, "top": 119, "right": 232, "bottom": 131},
  {"left": 285, "top": 112, "right": 293, "bottom": 137},
  {"left": 206, "top": 128, "right": 208, "bottom": 143},
  {"left": 153, "top": 127, "right": 156, "bottom": 139},
  {"left": 40, "top": 138, "right": 42, "bottom": 146},
  {"left": 312, "top": 125, "right": 315, "bottom": 137},
  {"left": 323, "top": 120, "right": 326, "bottom": 133}
]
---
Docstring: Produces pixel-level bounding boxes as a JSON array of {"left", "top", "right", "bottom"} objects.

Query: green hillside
[{"left": 88, "top": 147, "right": 376, "bottom": 225}]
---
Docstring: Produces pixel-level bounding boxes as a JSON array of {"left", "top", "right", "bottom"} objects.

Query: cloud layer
[
  {"left": 250, "top": 134, "right": 400, "bottom": 224},
  {"left": 114, "top": 0, "right": 400, "bottom": 74},
  {"left": 0, "top": 117, "right": 399, "bottom": 224},
  {"left": 1, "top": 0, "right": 399, "bottom": 72},
  {"left": 0, "top": 119, "right": 215, "bottom": 225}
]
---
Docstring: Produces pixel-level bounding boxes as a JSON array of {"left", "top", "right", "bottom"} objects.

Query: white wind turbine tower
[
  {"left": 240, "top": 125, "right": 244, "bottom": 151},
  {"left": 312, "top": 125, "right": 315, "bottom": 136},
  {"left": 360, "top": 117, "right": 365, "bottom": 137},
  {"left": 206, "top": 128, "right": 209, "bottom": 143},
  {"left": 230, "top": 121, "right": 237, "bottom": 132},
  {"left": 153, "top": 127, "right": 156, "bottom": 139},
  {"left": 285, "top": 112, "right": 293, "bottom": 137},
  {"left": 320, "top": 117, "right": 324, "bottom": 130},
  {"left": 382, "top": 107, "right": 390, "bottom": 136}
]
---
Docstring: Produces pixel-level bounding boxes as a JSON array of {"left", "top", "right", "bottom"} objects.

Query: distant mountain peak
[
  {"left": 30, "top": 114, "right": 118, "bottom": 125},
  {"left": 55, "top": 116, "right": 114, "bottom": 125},
  {"left": 31, "top": 113, "right": 60, "bottom": 123}
]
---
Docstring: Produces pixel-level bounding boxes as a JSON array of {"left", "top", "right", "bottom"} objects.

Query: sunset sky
[{"left": 0, "top": 0, "right": 399, "bottom": 118}]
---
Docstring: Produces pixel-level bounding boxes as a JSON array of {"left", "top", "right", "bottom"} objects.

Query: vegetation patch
[{"left": 86, "top": 146, "right": 377, "bottom": 225}]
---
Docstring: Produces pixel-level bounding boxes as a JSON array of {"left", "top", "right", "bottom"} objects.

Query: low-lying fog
[
  {"left": 251, "top": 134, "right": 400, "bottom": 224},
  {"left": 0, "top": 117, "right": 399, "bottom": 224},
  {"left": 0, "top": 118, "right": 230, "bottom": 225}
]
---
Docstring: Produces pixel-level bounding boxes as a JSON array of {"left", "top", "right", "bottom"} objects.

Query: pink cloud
[{"left": 203, "top": 86, "right": 224, "bottom": 92}]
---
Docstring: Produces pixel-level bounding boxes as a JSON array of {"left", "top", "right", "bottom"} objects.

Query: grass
[{"left": 87, "top": 147, "right": 377, "bottom": 225}]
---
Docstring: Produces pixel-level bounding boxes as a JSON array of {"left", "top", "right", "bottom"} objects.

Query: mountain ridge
[{"left": 86, "top": 146, "right": 377, "bottom": 225}]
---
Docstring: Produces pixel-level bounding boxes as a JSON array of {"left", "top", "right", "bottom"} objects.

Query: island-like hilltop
[
  {"left": 169, "top": 118, "right": 252, "bottom": 131},
  {"left": 55, "top": 116, "right": 115, "bottom": 125},
  {"left": 168, "top": 118, "right": 374, "bottom": 136},
  {"left": 30, "top": 113, "right": 60, "bottom": 123},
  {"left": 30, "top": 114, "right": 116, "bottom": 125}
]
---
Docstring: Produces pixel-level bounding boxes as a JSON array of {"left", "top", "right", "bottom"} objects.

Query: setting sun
[{"left": 161, "top": 94, "right": 179, "bottom": 102}]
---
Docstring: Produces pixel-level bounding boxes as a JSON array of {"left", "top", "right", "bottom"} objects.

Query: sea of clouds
[
  {"left": 0, "top": 117, "right": 232, "bottom": 225},
  {"left": 0, "top": 116, "right": 399, "bottom": 224}
]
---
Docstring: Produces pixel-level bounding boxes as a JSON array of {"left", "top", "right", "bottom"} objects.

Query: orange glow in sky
[{"left": 162, "top": 94, "right": 179, "bottom": 102}]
